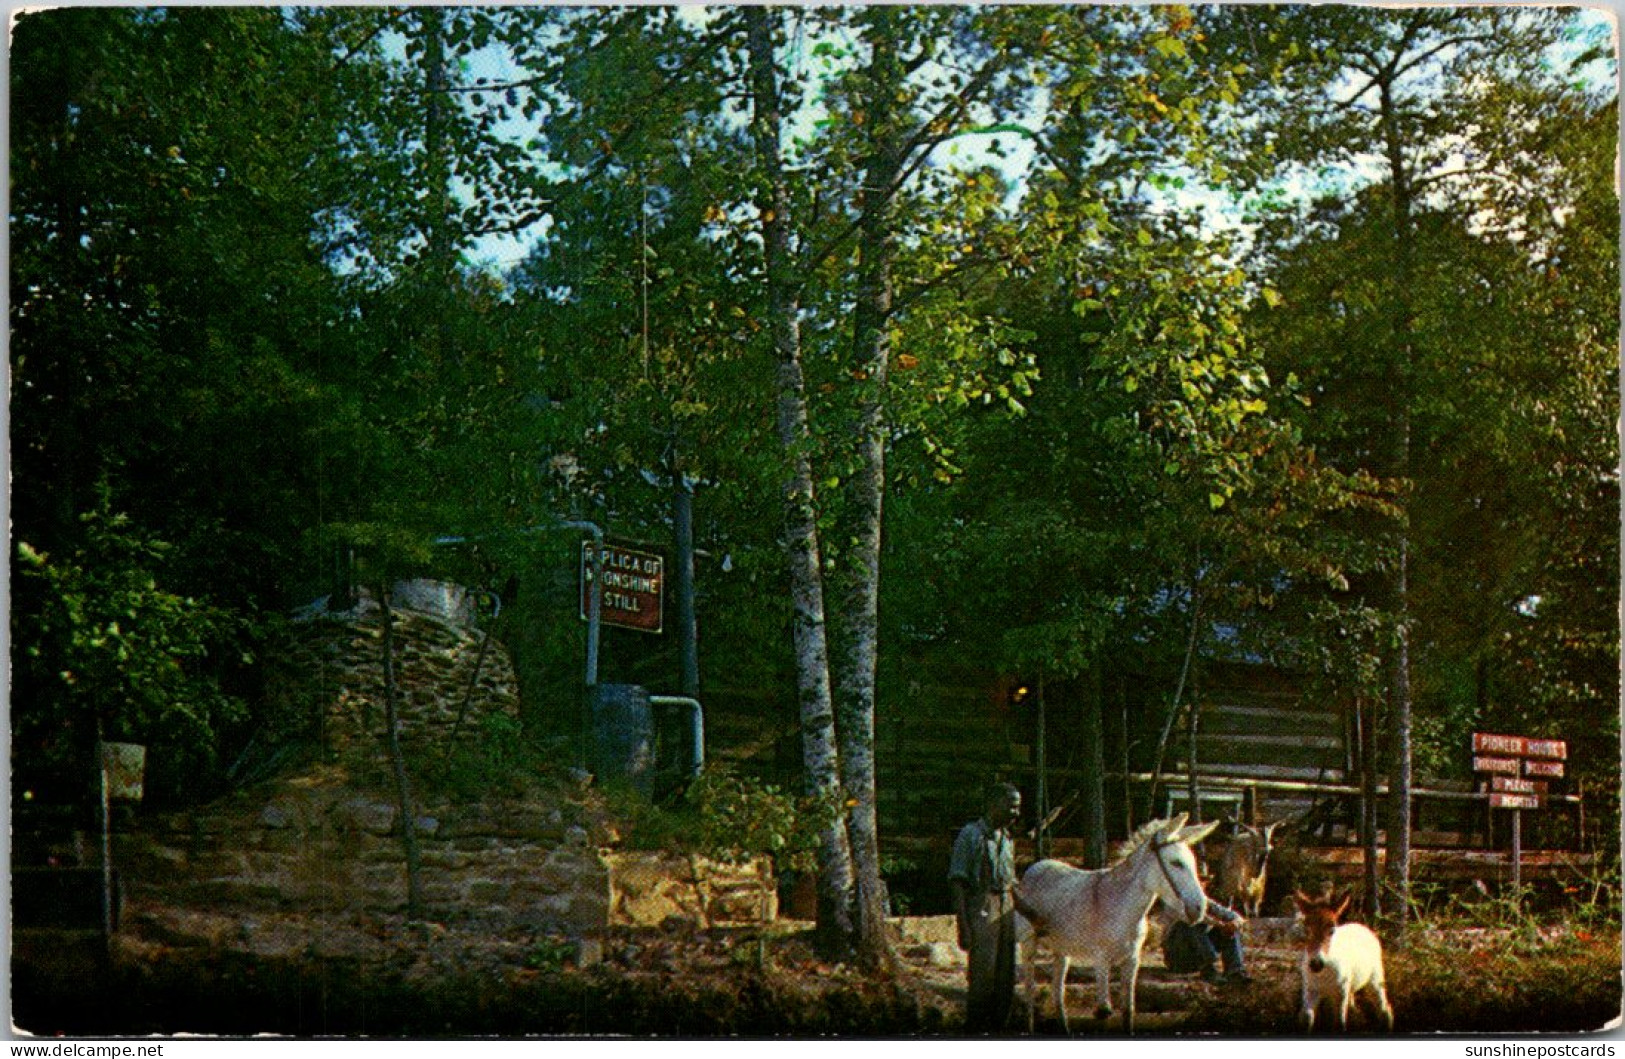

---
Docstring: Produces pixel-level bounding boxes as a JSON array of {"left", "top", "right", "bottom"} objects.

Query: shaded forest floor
[{"left": 12, "top": 904, "right": 1620, "bottom": 1038}]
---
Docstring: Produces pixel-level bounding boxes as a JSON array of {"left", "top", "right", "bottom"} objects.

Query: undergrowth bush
[
  {"left": 1391, "top": 926, "right": 1622, "bottom": 1033},
  {"left": 1407, "top": 854, "right": 1622, "bottom": 941},
  {"left": 1392, "top": 863, "right": 1623, "bottom": 1032},
  {"left": 424, "top": 712, "right": 564, "bottom": 800},
  {"left": 601, "top": 765, "right": 834, "bottom": 875}
]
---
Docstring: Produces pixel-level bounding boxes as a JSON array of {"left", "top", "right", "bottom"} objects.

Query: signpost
[
  {"left": 581, "top": 541, "right": 665, "bottom": 634},
  {"left": 1471, "top": 732, "right": 1566, "bottom": 893},
  {"left": 96, "top": 736, "right": 145, "bottom": 941}
]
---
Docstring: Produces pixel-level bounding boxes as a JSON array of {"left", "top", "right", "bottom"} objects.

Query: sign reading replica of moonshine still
[{"left": 581, "top": 540, "right": 665, "bottom": 633}]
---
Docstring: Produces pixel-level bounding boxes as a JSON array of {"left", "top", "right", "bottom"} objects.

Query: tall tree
[
  {"left": 744, "top": 6, "right": 858, "bottom": 954},
  {"left": 1210, "top": 6, "right": 1580, "bottom": 931},
  {"left": 10, "top": 7, "right": 370, "bottom": 801},
  {"left": 810, "top": 4, "right": 1048, "bottom": 965}
]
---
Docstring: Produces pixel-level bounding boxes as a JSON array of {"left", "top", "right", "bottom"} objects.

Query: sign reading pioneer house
[
  {"left": 1472, "top": 732, "right": 1567, "bottom": 810},
  {"left": 582, "top": 541, "right": 665, "bottom": 633}
]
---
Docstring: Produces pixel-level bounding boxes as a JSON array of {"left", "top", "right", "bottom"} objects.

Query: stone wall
[
  {"left": 606, "top": 852, "right": 777, "bottom": 927},
  {"left": 118, "top": 764, "right": 612, "bottom": 937},
  {"left": 282, "top": 586, "right": 520, "bottom": 759},
  {"left": 119, "top": 773, "right": 775, "bottom": 942},
  {"left": 113, "top": 583, "right": 771, "bottom": 953}
]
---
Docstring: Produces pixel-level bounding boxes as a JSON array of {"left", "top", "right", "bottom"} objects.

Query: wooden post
[
  {"left": 1358, "top": 694, "right": 1381, "bottom": 920},
  {"left": 1510, "top": 807, "right": 1522, "bottom": 898},
  {"left": 97, "top": 732, "right": 113, "bottom": 942},
  {"left": 1119, "top": 678, "right": 1133, "bottom": 837},
  {"left": 1186, "top": 694, "right": 1201, "bottom": 822},
  {"left": 1035, "top": 673, "right": 1049, "bottom": 861},
  {"left": 1083, "top": 667, "right": 1107, "bottom": 869}
]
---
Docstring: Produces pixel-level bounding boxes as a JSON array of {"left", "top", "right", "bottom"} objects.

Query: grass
[
  {"left": 1186, "top": 878, "right": 1623, "bottom": 1036},
  {"left": 1390, "top": 923, "right": 1621, "bottom": 1034}
]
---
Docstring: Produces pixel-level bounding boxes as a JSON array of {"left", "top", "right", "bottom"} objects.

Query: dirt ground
[{"left": 11, "top": 904, "right": 1620, "bottom": 1037}]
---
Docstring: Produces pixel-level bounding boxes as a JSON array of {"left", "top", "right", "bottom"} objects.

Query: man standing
[{"left": 949, "top": 781, "right": 1022, "bottom": 1033}]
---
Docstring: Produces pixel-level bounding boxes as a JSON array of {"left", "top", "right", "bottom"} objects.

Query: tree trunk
[
  {"left": 1359, "top": 693, "right": 1382, "bottom": 920},
  {"left": 745, "top": 6, "right": 855, "bottom": 958},
  {"left": 674, "top": 461, "right": 700, "bottom": 699},
  {"left": 1377, "top": 70, "right": 1415, "bottom": 939},
  {"left": 1186, "top": 691, "right": 1202, "bottom": 823},
  {"left": 1118, "top": 674, "right": 1134, "bottom": 837},
  {"left": 420, "top": 7, "right": 456, "bottom": 369},
  {"left": 1036, "top": 676, "right": 1049, "bottom": 859},
  {"left": 828, "top": 6, "right": 906, "bottom": 971},
  {"left": 1081, "top": 668, "right": 1108, "bottom": 869},
  {"left": 1149, "top": 579, "right": 1203, "bottom": 812},
  {"left": 378, "top": 586, "right": 426, "bottom": 920}
]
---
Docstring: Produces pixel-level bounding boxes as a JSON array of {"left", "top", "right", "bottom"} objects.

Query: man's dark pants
[
  {"left": 1163, "top": 920, "right": 1243, "bottom": 976},
  {"left": 965, "top": 889, "right": 1016, "bottom": 1032}
]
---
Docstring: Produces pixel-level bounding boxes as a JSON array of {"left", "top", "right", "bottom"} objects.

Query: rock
[
  {"left": 708, "top": 887, "right": 771, "bottom": 924},
  {"left": 331, "top": 798, "right": 397, "bottom": 835},
  {"left": 575, "top": 936, "right": 604, "bottom": 968},
  {"left": 468, "top": 880, "right": 508, "bottom": 903},
  {"left": 928, "top": 942, "right": 963, "bottom": 969},
  {"left": 259, "top": 805, "right": 294, "bottom": 830},
  {"left": 565, "top": 886, "right": 612, "bottom": 930},
  {"left": 893, "top": 914, "right": 959, "bottom": 946}
]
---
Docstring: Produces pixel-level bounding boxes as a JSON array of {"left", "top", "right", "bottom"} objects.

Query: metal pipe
[
  {"left": 650, "top": 695, "right": 705, "bottom": 779},
  {"left": 562, "top": 521, "right": 604, "bottom": 690},
  {"left": 673, "top": 475, "right": 699, "bottom": 697}
]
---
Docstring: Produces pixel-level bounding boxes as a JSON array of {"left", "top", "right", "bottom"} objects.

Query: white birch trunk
[{"left": 745, "top": 6, "right": 855, "bottom": 954}]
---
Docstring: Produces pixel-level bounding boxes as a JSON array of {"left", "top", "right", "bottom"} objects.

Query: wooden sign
[
  {"left": 1489, "top": 792, "right": 1543, "bottom": 810},
  {"left": 1472, "top": 732, "right": 1564, "bottom": 892},
  {"left": 1472, "top": 732, "right": 1567, "bottom": 759},
  {"left": 1473, "top": 733, "right": 1526, "bottom": 755},
  {"left": 1472, "top": 732, "right": 1565, "bottom": 810},
  {"left": 100, "top": 741, "right": 146, "bottom": 802},
  {"left": 581, "top": 541, "right": 665, "bottom": 634},
  {"left": 1490, "top": 775, "right": 1547, "bottom": 795},
  {"left": 1523, "top": 738, "right": 1567, "bottom": 760}
]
